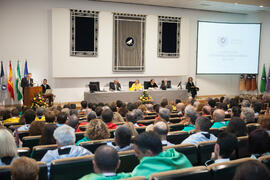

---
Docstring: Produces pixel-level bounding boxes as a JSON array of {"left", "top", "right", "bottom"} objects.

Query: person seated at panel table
[
  {"left": 160, "top": 78, "right": 171, "bottom": 90},
  {"left": 109, "top": 80, "right": 121, "bottom": 91},
  {"left": 41, "top": 79, "right": 51, "bottom": 94},
  {"left": 148, "top": 79, "right": 158, "bottom": 89},
  {"left": 129, "top": 80, "right": 143, "bottom": 91}
]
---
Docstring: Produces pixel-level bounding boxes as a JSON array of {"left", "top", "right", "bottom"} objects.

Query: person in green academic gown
[
  {"left": 131, "top": 132, "right": 192, "bottom": 178},
  {"left": 79, "top": 145, "right": 131, "bottom": 180}
]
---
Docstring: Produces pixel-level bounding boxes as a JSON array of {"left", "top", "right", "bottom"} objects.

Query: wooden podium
[{"left": 23, "top": 86, "right": 42, "bottom": 107}]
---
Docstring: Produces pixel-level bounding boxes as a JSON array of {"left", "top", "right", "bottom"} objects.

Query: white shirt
[{"left": 181, "top": 131, "right": 217, "bottom": 145}]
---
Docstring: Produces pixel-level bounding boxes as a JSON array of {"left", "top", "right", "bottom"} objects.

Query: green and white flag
[{"left": 16, "top": 61, "right": 23, "bottom": 101}]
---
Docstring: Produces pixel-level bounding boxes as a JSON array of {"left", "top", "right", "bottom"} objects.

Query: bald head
[
  {"left": 213, "top": 109, "right": 225, "bottom": 122},
  {"left": 176, "top": 103, "right": 185, "bottom": 112},
  {"left": 94, "top": 145, "right": 119, "bottom": 173},
  {"left": 202, "top": 105, "right": 211, "bottom": 115},
  {"left": 154, "top": 121, "right": 169, "bottom": 136}
]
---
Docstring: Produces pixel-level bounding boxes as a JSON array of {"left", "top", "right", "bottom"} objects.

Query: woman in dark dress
[{"left": 186, "top": 77, "right": 198, "bottom": 99}]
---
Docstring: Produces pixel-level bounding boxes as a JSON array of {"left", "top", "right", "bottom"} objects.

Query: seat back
[
  {"left": 136, "top": 126, "right": 146, "bottom": 134},
  {"left": 246, "top": 123, "right": 261, "bottom": 134},
  {"left": 197, "top": 140, "right": 216, "bottom": 165},
  {"left": 167, "top": 131, "right": 189, "bottom": 144},
  {"left": 79, "top": 139, "right": 114, "bottom": 153},
  {"left": 0, "top": 162, "right": 48, "bottom": 180},
  {"left": 137, "top": 120, "right": 155, "bottom": 126},
  {"left": 18, "top": 130, "right": 29, "bottom": 140},
  {"left": 144, "top": 115, "right": 157, "bottom": 120},
  {"left": 169, "top": 117, "right": 181, "bottom": 123},
  {"left": 17, "top": 147, "right": 31, "bottom": 157},
  {"left": 170, "top": 113, "right": 179, "bottom": 118},
  {"left": 125, "top": 176, "right": 147, "bottom": 180},
  {"left": 237, "top": 136, "right": 250, "bottom": 158},
  {"left": 164, "top": 144, "right": 198, "bottom": 165},
  {"left": 209, "top": 128, "right": 220, "bottom": 137},
  {"left": 208, "top": 158, "right": 257, "bottom": 180},
  {"left": 22, "top": 135, "right": 41, "bottom": 150},
  {"left": 149, "top": 166, "right": 212, "bottom": 180},
  {"left": 50, "top": 155, "right": 94, "bottom": 180},
  {"left": 169, "top": 123, "right": 184, "bottom": 132},
  {"left": 117, "top": 150, "right": 140, "bottom": 173},
  {"left": 75, "top": 132, "right": 85, "bottom": 142},
  {"left": 258, "top": 155, "right": 270, "bottom": 170},
  {"left": 32, "top": 144, "right": 58, "bottom": 161}
]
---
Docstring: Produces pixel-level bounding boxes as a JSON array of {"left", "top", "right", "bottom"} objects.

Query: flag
[
  {"left": 24, "top": 60, "right": 28, "bottom": 77},
  {"left": 16, "top": 61, "right": 23, "bottom": 101},
  {"left": 8, "top": 61, "right": 14, "bottom": 100},
  {"left": 245, "top": 74, "right": 252, "bottom": 91},
  {"left": 0, "top": 61, "right": 8, "bottom": 102},
  {"left": 260, "top": 64, "right": 267, "bottom": 93},
  {"left": 251, "top": 74, "right": 257, "bottom": 91},
  {"left": 266, "top": 65, "right": 270, "bottom": 92}
]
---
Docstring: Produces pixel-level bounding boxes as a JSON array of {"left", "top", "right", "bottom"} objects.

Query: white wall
[{"left": 0, "top": 0, "right": 268, "bottom": 104}]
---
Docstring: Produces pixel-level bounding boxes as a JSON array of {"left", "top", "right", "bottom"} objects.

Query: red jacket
[{"left": 107, "top": 122, "right": 117, "bottom": 129}]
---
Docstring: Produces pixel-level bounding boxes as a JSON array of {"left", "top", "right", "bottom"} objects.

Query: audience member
[
  {"left": 76, "top": 111, "right": 97, "bottom": 132},
  {"left": 95, "top": 106, "right": 103, "bottom": 118},
  {"left": 102, "top": 109, "right": 117, "bottom": 129},
  {"left": 249, "top": 129, "right": 270, "bottom": 159},
  {"left": 45, "top": 111, "right": 56, "bottom": 123},
  {"left": 231, "top": 106, "right": 241, "bottom": 117},
  {"left": 181, "top": 105, "right": 197, "bottom": 132},
  {"left": 109, "top": 126, "right": 133, "bottom": 151},
  {"left": 208, "top": 132, "right": 238, "bottom": 164},
  {"left": 258, "top": 115, "right": 270, "bottom": 134},
  {"left": 131, "top": 132, "right": 192, "bottom": 178},
  {"left": 18, "top": 109, "right": 36, "bottom": 131},
  {"left": 2, "top": 108, "right": 20, "bottom": 125},
  {"left": 67, "top": 114, "right": 79, "bottom": 129},
  {"left": 133, "top": 109, "right": 144, "bottom": 122},
  {"left": 202, "top": 105, "right": 211, "bottom": 116},
  {"left": 241, "top": 99, "right": 251, "bottom": 108},
  {"left": 241, "top": 107, "right": 255, "bottom": 124},
  {"left": 35, "top": 107, "right": 46, "bottom": 121},
  {"left": 11, "top": 157, "right": 39, "bottom": 180},
  {"left": 80, "top": 145, "right": 131, "bottom": 180},
  {"left": 181, "top": 116, "right": 217, "bottom": 145},
  {"left": 76, "top": 119, "right": 110, "bottom": 145},
  {"left": 29, "top": 121, "right": 45, "bottom": 136},
  {"left": 226, "top": 117, "right": 247, "bottom": 137},
  {"left": 153, "top": 121, "right": 174, "bottom": 146},
  {"left": 0, "top": 129, "right": 18, "bottom": 166},
  {"left": 145, "top": 103, "right": 154, "bottom": 113},
  {"left": 118, "top": 103, "right": 128, "bottom": 118},
  {"left": 233, "top": 161, "right": 270, "bottom": 180},
  {"left": 110, "top": 103, "right": 124, "bottom": 123},
  {"left": 41, "top": 125, "right": 92, "bottom": 172},
  {"left": 158, "top": 108, "right": 170, "bottom": 121},
  {"left": 175, "top": 103, "right": 185, "bottom": 117},
  {"left": 56, "top": 112, "right": 68, "bottom": 127},
  {"left": 39, "top": 123, "right": 57, "bottom": 145},
  {"left": 211, "top": 109, "right": 227, "bottom": 128}
]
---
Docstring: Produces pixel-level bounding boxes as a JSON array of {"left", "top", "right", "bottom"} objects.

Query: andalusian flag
[
  {"left": 16, "top": 61, "right": 23, "bottom": 101},
  {"left": 260, "top": 64, "right": 266, "bottom": 93},
  {"left": 8, "top": 61, "right": 14, "bottom": 100},
  {"left": 266, "top": 65, "right": 270, "bottom": 92}
]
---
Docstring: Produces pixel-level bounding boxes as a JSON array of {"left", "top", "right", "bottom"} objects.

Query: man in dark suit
[
  {"left": 21, "top": 73, "right": 33, "bottom": 95},
  {"left": 109, "top": 80, "right": 121, "bottom": 91},
  {"left": 160, "top": 78, "right": 171, "bottom": 90},
  {"left": 41, "top": 79, "right": 51, "bottom": 94}
]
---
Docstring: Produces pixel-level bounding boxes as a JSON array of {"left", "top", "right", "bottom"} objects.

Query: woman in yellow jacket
[{"left": 129, "top": 80, "right": 143, "bottom": 91}]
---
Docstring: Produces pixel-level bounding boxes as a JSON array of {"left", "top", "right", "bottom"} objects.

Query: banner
[
  {"left": 8, "top": 61, "right": 14, "bottom": 100},
  {"left": 0, "top": 61, "right": 8, "bottom": 102}
]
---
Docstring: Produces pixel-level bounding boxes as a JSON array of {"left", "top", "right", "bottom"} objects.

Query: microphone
[{"left": 177, "top": 81, "right": 182, "bottom": 89}]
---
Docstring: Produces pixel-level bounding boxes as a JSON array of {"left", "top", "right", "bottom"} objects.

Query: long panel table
[{"left": 84, "top": 89, "right": 188, "bottom": 104}]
